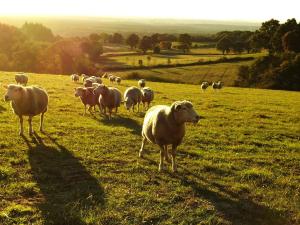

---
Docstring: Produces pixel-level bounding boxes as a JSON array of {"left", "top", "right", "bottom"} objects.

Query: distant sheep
[
  {"left": 81, "top": 74, "right": 90, "bottom": 82},
  {"left": 93, "top": 84, "right": 122, "bottom": 119},
  {"left": 138, "top": 79, "right": 146, "bottom": 88},
  {"left": 212, "top": 81, "right": 223, "bottom": 90},
  {"left": 15, "top": 73, "right": 28, "bottom": 86},
  {"left": 139, "top": 100, "right": 201, "bottom": 172},
  {"left": 4, "top": 84, "right": 48, "bottom": 135},
  {"left": 115, "top": 77, "right": 121, "bottom": 85},
  {"left": 141, "top": 87, "right": 154, "bottom": 110},
  {"left": 74, "top": 87, "right": 99, "bottom": 115},
  {"left": 109, "top": 75, "right": 116, "bottom": 83},
  {"left": 71, "top": 74, "right": 80, "bottom": 82},
  {"left": 200, "top": 81, "right": 209, "bottom": 91},
  {"left": 124, "top": 86, "right": 142, "bottom": 112}
]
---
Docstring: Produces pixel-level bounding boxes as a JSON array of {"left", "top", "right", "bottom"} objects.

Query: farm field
[
  {"left": 0, "top": 72, "right": 299, "bottom": 225},
  {"left": 116, "top": 61, "right": 254, "bottom": 85}
]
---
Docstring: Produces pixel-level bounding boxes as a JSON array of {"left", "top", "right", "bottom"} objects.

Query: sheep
[
  {"left": 4, "top": 84, "right": 48, "bottom": 135},
  {"left": 109, "top": 75, "right": 116, "bottom": 83},
  {"left": 93, "top": 84, "right": 122, "bottom": 120},
  {"left": 138, "top": 79, "right": 146, "bottom": 88},
  {"left": 81, "top": 74, "right": 89, "bottom": 82},
  {"left": 83, "top": 79, "right": 93, "bottom": 87},
  {"left": 71, "top": 74, "right": 80, "bottom": 82},
  {"left": 123, "top": 86, "right": 142, "bottom": 112},
  {"left": 15, "top": 73, "right": 28, "bottom": 86},
  {"left": 115, "top": 77, "right": 121, "bottom": 85},
  {"left": 212, "top": 81, "right": 223, "bottom": 90},
  {"left": 139, "top": 100, "right": 201, "bottom": 172},
  {"left": 74, "top": 87, "right": 100, "bottom": 115},
  {"left": 200, "top": 81, "right": 209, "bottom": 91},
  {"left": 90, "top": 76, "right": 102, "bottom": 84},
  {"left": 141, "top": 87, "right": 154, "bottom": 110}
]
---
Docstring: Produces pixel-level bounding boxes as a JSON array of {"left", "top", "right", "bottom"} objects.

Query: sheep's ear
[
  {"left": 3, "top": 85, "right": 8, "bottom": 89},
  {"left": 174, "top": 104, "right": 182, "bottom": 111}
]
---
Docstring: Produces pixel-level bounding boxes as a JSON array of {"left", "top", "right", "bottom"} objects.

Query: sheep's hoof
[{"left": 139, "top": 151, "right": 144, "bottom": 158}]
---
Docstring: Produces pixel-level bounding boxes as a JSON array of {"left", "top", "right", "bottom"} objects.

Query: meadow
[{"left": 0, "top": 71, "right": 299, "bottom": 225}]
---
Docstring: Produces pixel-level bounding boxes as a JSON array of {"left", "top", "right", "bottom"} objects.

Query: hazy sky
[{"left": 1, "top": 0, "right": 299, "bottom": 22}]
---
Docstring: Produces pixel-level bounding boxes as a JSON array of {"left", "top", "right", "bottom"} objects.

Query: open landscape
[
  {"left": 0, "top": 72, "right": 299, "bottom": 224},
  {"left": 1, "top": 1, "right": 300, "bottom": 225}
]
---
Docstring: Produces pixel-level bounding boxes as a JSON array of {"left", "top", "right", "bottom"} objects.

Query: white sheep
[
  {"left": 123, "top": 87, "right": 142, "bottom": 112},
  {"left": 138, "top": 79, "right": 146, "bottom": 88},
  {"left": 139, "top": 100, "right": 201, "bottom": 172},
  {"left": 200, "top": 82, "right": 209, "bottom": 91},
  {"left": 212, "top": 81, "right": 223, "bottom": 90},
  {"left": 93, "top": 84, "right": 122, "bottom": 120},
  {"left": 71, "top": 74, "right": 79, "bottom": 82},
  {"left": 115, "top": 77, "right": 121, "bottom": 85},
  {"left": 141, "top": 87, "right": 154, "bottom": 110},
  {"left": 15, "top": 73, "right": 28, "bottom": 86},
  {"left": 4, "top": 84, "right": 48, "bottom": 135}
]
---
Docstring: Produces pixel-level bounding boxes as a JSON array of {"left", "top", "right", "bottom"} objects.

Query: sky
[{"left": 0, "top": 0, "right": 299, "bottom": 22}]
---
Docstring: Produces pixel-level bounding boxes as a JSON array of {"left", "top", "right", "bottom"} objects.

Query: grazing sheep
[
  {"left": 200, "top": 81, "right": 209, "bottom": 91},
  {"left": 4, "top": 84, "right": 48, "bottom": 135},
  {"left": 115, "top": 77, "right": 121, "bottom": 85},
  {"left": 109, "top": 75, "right": 116, "bottom": 83},
  {"left": 15, "top": 73, "right": 28, "bottom": 86},
  {"left": 141, "top": 87, "right": 154, "bottom": 110},
  {"left": 74, "top": 87, "right": 99, "bottom": 115},
  {"left": 138, "top": 79, "right": 146, "bottom": 88},
  {"left": 212, "top": 81, "right": 223, "bottom": 90},
  {"left": 81, "top": 74, "right": 89, "bottom": 82},
  {"left": 124, "top": 86, "right": 142, "bottom": 112},
  {"left": 71, "top": 74, "right": 80, "bottom": 82},
  {"left": 93, "top": 84, "right": 122, "bottom": 120},
  {"left": 139, "top": 100, "right": 201, "bottom": 172}
]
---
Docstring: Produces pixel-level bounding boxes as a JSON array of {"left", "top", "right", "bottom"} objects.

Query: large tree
[
  {"left": 21, "top": 22, "right": 55, "bottom": 42},
  {"left": 282, "top": 30, "right": 300, "bottom": 53},
  {"left": 216, "top": 36, "right": 232, "bottom": 54},
  {"left": 139, "top": 36, "right": 153, "bottom": 54},
  {"left": 126, "top": 33, "right": 139, "bottom": 49}
]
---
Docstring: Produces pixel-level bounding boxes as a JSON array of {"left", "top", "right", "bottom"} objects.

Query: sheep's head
[
  {"left": 124, "top": 97, "right": 133, "bottom": 110},
  {"left": 171, "top": 100, "right": 201, "bottom": 124},
  {"left": 74, "top": 87, "right": 85, "bottom": 97},
  {"left": 93, "top": 84, "right": 108, "bottom": 96},
  {"left": 4, "top": 84, "right": 23, "bottom": 102}
]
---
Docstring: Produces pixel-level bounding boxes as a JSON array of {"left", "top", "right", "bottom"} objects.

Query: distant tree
[
  {"left": 126, "top": 33, "right": 139, "bottom": 49},
  {"left": 21, "top": 22, "right": 55, "bottom": 42},
  {"left": 160, "top": 41, "right": 172, "bottom": 50},
  {"left": 282, "top": 30, "right": 300, "bottom": 53},
  {"left": 271, "top": 18, "right": 298, "bottom": 52},
  {"left": 151, "top": 33, "right": 160, "bottom": 45},
  {"left": 81, "top": 39, "right": 103, "bottom": 62},
  {"left": 232, "top": 41, "right": 245, "bottom": 54},
  {"left": 139, "top": 36, "right": 153, "bottom": 54},
  {"left": 99, "top": 33, "right": 110, "bottom": 43},
  {"left": 111, "top": 33, "right": 124, "bottom": 44},
  {"left": 179, "top": 33, "right": 192, "bottom": 46},
  {"left": 89, "top": 33, "right": 101, "bottom": 42},
  {"left": 257, "top": 19, "right": 280, "bottom": 53},
  {"left": 153, "top": 46, "right": 161, "bottom": 54},
  {"left": 216, "top": 36, "right": 232, "bottom": 54},
  {"left": 177, "top": 43, "right": 190, "bottom": 53}
]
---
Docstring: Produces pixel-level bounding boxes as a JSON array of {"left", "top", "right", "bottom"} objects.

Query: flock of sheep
[
  {"left": 3, "top": 72, "right": 206, "bottom": 172},
  {"left": 200, "top": 81, "right": 223, "bottom": 91}
]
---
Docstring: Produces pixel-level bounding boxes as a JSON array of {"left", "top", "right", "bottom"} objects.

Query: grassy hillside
[{"left": 0, "top": 72, "right": 299, "bottom": 225}]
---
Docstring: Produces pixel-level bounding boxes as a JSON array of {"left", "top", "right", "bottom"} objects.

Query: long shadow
[
  {"left": 24, "top": 132, "right": 105, "bottom": 225},
  {"left": 142, "top": 157, "right": 288, "bottom": 225},
  {"left": 91, "top": 113, "right": 142, "bottom": 136},
  {"left": 0, "top": 104, "right": 6, "bottom": 113}
]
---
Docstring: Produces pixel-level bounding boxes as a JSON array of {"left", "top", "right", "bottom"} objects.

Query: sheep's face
[
  {"left": 124, "top": 97, "right": 133, "bottom": 110},
  {"left": 74, "top": 88, "right": 84, "bottom": 97},
  {"left": 171, "top": 101, "right": 201, "bottom": 124},
  {"left": 4, "top": 84, "right": 23, "bottom": 102},
  {"left": 93, "top": 84, "right": 107, "bottom": 96}
]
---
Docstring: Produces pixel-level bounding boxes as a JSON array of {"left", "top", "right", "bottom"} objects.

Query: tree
[
  {"left": 21, "top": 22, "right": 55, "bottom": 42},
  {"left": 216, "top": 36, "right": 232, "bottom": 54},
  {"left": 160, "top": 41, "right": 172, "bottom": 50},
  {"left": 80, "top": 39, "right": 103, "bottom": 62},
  {"left": 139, "top": 36, "right": 152, "bottom": 54},
  {"left": 257, "top": 19, "right": 280, "bottom": 52},
  {"left": 282, "top": 30, "right": 300, "bottom": 53},
  {"left": 89, "top": 33, "right": 101, "bottom": 42},
  {"left": 179, "top": 33, "right": 192, "bottom": 46},
  {"left": 111, "top": 33, "right": 124, "bottom": 44},
  {"left": 126, "top": 33, "right": 139, "bottom": 49},
  {"left": 153, "top": 46, "right": 160, "bottom": 54}
]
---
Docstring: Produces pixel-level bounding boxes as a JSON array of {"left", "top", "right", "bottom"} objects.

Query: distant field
[
  {"left": 0, "top": 72, "right": 299, "bottom": 225},
  {"left": 115, "top": 61, "right": 254, "bottom": 86}
]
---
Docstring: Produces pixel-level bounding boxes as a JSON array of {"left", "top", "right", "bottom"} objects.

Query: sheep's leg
[
  {"left": 28, "top": 116, "right": 33, "bottom": 135},
  {"left": 132, "top": 105, "right": 135, "bottom": 112},
  {"left": 39, "top": 113, "right": 44, "bottom": 132},
  {"left": 19, "top": 116, "right": 24, "bottom": 136},
  {"left": 137, "top": 102, "right": 140, "bottom": 112},
  {"left": 108, "top": 109, "right": 112, "bottom": 120},
  {"left": 171, "top": 144, "right": 177, "bottom": 172},
  {"left": 115, "top": 107, "right": 118, "bottom": 113},
  {"left": 164, "top": 145, "right": 171, "bottom": 163},
  {"left": 84, "top": 105, "right": 87, "bottom": 115},
  {"left": 88, "top": 106, "right": 93, "bottom": 114},
  {"left": 139, "top": 136, "right": 146, "bottom": 158},
  {"left": 158, "top": 145, "right": 165, "bottom": 172}
]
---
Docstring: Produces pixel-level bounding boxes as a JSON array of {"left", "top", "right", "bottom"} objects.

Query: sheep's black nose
[{"left": 195, "top": 115, "right": 201, "bottom": 121}]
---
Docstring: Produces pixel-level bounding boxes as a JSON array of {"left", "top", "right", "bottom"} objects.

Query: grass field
[{"left": 0, "top": 72, "right": 299, "bottom": 225}]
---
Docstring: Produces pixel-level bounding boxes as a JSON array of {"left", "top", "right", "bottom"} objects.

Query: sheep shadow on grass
[
  {"left": 0, "top": 104, "right": 6, "bottom": 113},
  {"left": 23, "top": 132, "right": 105, "bottom": 225},
  {"left": 141, "top": 157, "right": 288, "bottom": 225},
  {"left": 91, "top": 113, "right": 142, "bottom": 136}
]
